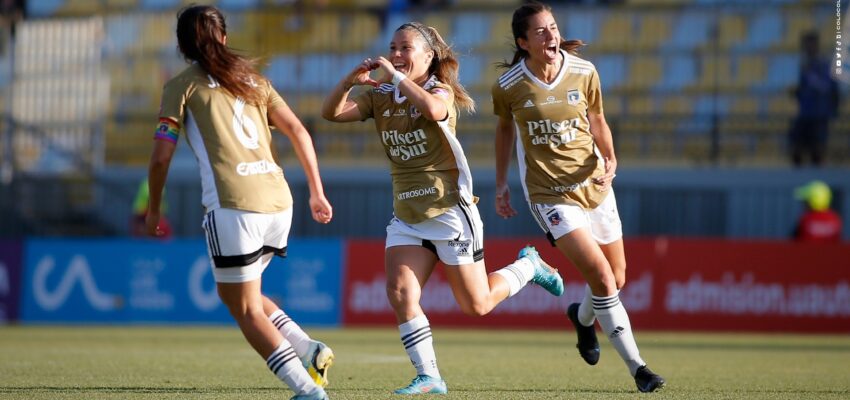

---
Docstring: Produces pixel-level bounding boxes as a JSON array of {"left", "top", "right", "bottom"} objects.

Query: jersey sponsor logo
[
  {"left": 550, "top": 178, "right": 591, "bottom": 193},
  {"left": 397, "top": 186, "right": 437, "bottom": 200},
  {"left": 523, "top": 99, "right": 535, "bottom": 108},
  {"left": 236, "top": 159, "right": 282, "bottom": 176},
  {"left": 382, "top": 109, "right": 391, "bottom": 117},
  {"left": 539, "top": 95, "right": 562, "bottom": 106},
  {"left": 567, "top": 89, "right": 580, "bottom": 105},
  {"left": 527, "top": 118, "right": 580, "bottom": 146},
  {"left": 382, "top": 129, "right": 428, "bottom": 161}
]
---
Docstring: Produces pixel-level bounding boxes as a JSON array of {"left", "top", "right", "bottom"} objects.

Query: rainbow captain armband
[{"left": 154, "top": 118, "right": 180, "bottom": 143}]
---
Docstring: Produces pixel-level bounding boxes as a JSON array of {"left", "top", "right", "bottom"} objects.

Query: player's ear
[{"left": 517, "top": 37, "right": 529, "bottom": 52}]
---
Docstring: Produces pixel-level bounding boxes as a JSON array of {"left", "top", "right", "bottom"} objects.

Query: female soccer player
[
  {"left": 146, "top": 6, "right": 333, "bottom": 400},
  {"left": 491, "top": 1, "right": 665, "bottom": 393},
  {"left": 321, "top": 21, "right": 563, "bottom": 395}
]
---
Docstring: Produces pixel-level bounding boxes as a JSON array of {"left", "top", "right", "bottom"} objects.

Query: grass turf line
[{"left": 1, "top": 326, "right": 849, "bottom": 399}]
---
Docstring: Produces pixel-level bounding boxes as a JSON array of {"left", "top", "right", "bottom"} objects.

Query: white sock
[
  {"left": 399, "top": 314, "right": 440, "bottom": 379},
  {"left": 492, "top": 258, "right": 535, "bottom": 297},
  {"left": 578, "top": 284, "right": 596, "bottom": 326},
  {"left": 269, "top": 309, "right": 311, "bottom": 358},
  {"left": 266, "top": 341, "right": 318, "bottom": 395},
  {"left": 592, "top": 293, "right": 645, "bottom": 376}
]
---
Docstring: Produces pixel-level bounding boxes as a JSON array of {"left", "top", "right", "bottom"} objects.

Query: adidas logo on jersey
[
  {"left": 382, "top": 109, "right": 391, "bottom": 117},
  {"left": 523, "top": 99, "right": 535, "bottom": 108}
]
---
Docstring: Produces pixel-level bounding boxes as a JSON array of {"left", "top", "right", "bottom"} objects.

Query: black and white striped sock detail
[
  {"left": 401, "top": 325, "right": 432, "bottom": 350},
  {"left": 592, "top": 293, "right": 621, "bottom": 311},
  {"left": 266, "top": 344, "right": 298, "bottom": 376},
  {"left": 271, "top": 311, "right": 293, "bottom": 331}
]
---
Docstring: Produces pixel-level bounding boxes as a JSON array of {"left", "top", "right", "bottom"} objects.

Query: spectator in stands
[
  {"left": 789, "top": 31, "right": 839, "bottom": 167},
  {"left": 793, "top": 180, "right": 842, "bottom": 242},
  {"left": 130, "top": 178, "right": 171, "bottom": 238},
  {"left": 321, "top": 21, "right": 564, "bottom": 395},
  {"left": 146, "top": 6, "right": 333, "bottom": 400},
  {"left": 490, "top": 1, "right": 664, "bottom": 393}
]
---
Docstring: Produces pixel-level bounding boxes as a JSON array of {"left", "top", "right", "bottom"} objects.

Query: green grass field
[{"left": 1, "top": 326, "right": 848, "bottom": 399}]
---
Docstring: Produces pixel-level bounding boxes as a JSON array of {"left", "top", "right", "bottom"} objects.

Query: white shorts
[
  {"left": 385, "top": 199, "right": 484, "bottom": 266},
  {"left": 530, "top": 190, "right": 623, "bottom": 245},
  {"left": 202, "top": 207, "right": 292, "bottom": 283}
]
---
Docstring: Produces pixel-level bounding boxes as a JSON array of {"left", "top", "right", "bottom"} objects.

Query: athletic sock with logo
[
  {"left": 578, "top": 284, "right": 597, "bottom": 326},
  {"left": 398, "top": 314, "right": 441, "bottom": 379},
  {"left": 266, "top": 340, "right": 318, "bottom": 395},
  {"left": 592, "top": 293, "right": 645, "bottom": 376},
  {"left": 492, "top": 257, "right": 535, "bottom": 297},
  {"left": 269, "top": 309, "right": 310, "bottom": 358}
]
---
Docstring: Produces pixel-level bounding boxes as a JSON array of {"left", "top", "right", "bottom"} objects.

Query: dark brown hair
[
  {"left": 396, "top": 22, "right": 476, "bottom": 114},
  {"left": 497, "top": 1, "right": 585, "bottom": 69},
  {"left": 176, "top": 5, "right": 265, "bottom": 104}
]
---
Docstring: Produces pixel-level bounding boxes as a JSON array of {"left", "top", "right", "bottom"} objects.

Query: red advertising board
[{"left": 343, "top": 238, "right": 850, "bottom": 333}]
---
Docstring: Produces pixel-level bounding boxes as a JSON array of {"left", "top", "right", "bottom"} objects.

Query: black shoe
[
  {"left": 567, "top": 303, "right": 600, "bottom": 365},
  {"left": 634, "top": 365, "right": 665, "bottom": 393}
]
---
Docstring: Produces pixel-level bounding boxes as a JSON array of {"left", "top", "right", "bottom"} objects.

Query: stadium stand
[{"left": 7, "top": 0, "right": 847, "bottom": 172}]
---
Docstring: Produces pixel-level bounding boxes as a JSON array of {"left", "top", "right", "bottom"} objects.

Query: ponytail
[{"left": 176, "top": 5, "right": 265, "bottom": 105}]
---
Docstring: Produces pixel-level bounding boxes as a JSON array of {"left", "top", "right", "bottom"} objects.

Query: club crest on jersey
[
  {"left": 548, "top": 211, "right": 562, "bottom": 226},
  {"left": 410, "top": 106, "right": 421, "bottom": 119},
  {"left": 567, "top": 90, "right": 580, "bottom": 105},
  {"left": 523, "top": 99, "right": 535, "bottom": 108}
]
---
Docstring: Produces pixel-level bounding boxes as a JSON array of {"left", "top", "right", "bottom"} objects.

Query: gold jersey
[
  {"left": 159, "top": 64, "right": 293, "bottom": 213},
  {"left": 353, "top": 76, "right": 474, "bottom": 224},
  {"left": 492, "top": 50, "right": 607, "bottom": 210}
]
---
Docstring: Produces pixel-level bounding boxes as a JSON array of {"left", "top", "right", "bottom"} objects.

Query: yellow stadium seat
[
  {"left": 635, "top": 14, "right": 672, "bottom": 50},
  {"left": 716, "top": 14, "right": 747, "bottom": 50},
  {"left": 626, "top": 57, "right": 662, "bottom": 91},
  {"left": 594, "top": 13, "right": 634, "bottom": 52}
]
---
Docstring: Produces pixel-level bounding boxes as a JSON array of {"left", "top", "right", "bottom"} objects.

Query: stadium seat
[
  {"left": 716, "top": 13, "right": 747, "bottom": 50},
  {"left": 635, "top": 14, "right": 672, "bottom": 51},
  {"left": 266, "top": 55, "right": 299, "bottom": 92},
  {"left": 738, "top": 11, "right": 782, "bottom": 51},
  {"left": 26, "top": 0, "right": 65, "bottom": 17},
  {"left": 625, "top": 56, "right": 662, "bottom": 91},
  {"left": 656, "top": 55, "right": 697, "bottom": 91},
  {"left": 667, "top": 11, "right": 710, "bottom": 50},
  {"left": 593, "top": 55, "right": 626, "bottom": 91},
  {"left": 593, "top": 13, "right": 633, "bottom": 52},
  {"left": 452, "top": 13, "right": 491, "bottom": 49},
  {"left": 763, "top": 53, "right": 799, "bottom": 90}
]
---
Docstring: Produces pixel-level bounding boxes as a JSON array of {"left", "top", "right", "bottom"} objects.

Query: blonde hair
[{"left": 396, "top": 22, "right": 476, "bottom": 114}]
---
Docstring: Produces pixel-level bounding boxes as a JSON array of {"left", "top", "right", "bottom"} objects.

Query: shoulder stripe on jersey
[
  {"left": 498, "top": 65, "right": 523, "bottom": 85},
  {"left": 501, "top": 74, "right": 524, "bottom": 89},
  {"left": 375, "top": 83, "right": 394, "bottom": 94}
]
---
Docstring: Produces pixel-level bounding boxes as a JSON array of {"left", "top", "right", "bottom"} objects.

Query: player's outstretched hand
[
  {"left": 145, "top": 211, "right": 165, "bottom": 237},
  {"left": 495, "top": 183, "right": 517, "bottom": 219},
  {"left": 310, "top": 195, "right": 333, "bottom": 224}
]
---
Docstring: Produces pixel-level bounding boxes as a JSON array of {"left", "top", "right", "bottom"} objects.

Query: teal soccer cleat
[
  {"left": 290, "top": 387, "right": 329, "bottom": 400},
  {"left": 519, "top": 245, "right": 564, "bottom": 296},
  {"left": 394, "top": 375, "right": 448, "bottom": 395},
  {"left": 300, "top": 340, "right": 334, "bottom": 387}
]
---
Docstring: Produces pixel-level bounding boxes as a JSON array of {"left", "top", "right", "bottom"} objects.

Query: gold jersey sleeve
[
  {"left": 491, "top": 51, "right": 608, "bottom": 210},
  {"left": 353, "top": 77, "right": 469, "bottom": 224},
  {"left": 158, "top": 65, "right": 293, "bottom": 213}
]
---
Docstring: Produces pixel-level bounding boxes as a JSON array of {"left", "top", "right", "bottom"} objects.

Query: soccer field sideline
[{"left": 1, "top": 326, "right": 849, "bottom": 400}]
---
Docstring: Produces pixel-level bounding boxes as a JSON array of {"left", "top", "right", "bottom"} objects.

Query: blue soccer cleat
[
  {"left": 301, "top": 340, "right": 334, "bottom": 387},
  {"left": 394, "top": 375, "right": 448, "bottom": 395},
  {"left": 290, "top": 387, "right": 329, "bottom": 400},
  {"left": 519, "top": 245, "right": 564, "bottom": 296}
]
